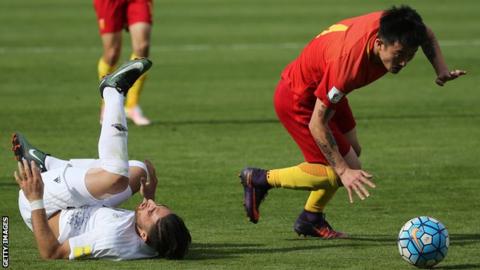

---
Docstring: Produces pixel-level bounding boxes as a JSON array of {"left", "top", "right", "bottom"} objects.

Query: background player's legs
[
  {"left": 98, "top": 32, "right": 122, "bottom": 123},
  {"left": 129, "top": 22, "right": 150, "bottom": 60},
  {"left": 125, "top": 22, "right": 152, "bottom": 125},
  {"left": 99, "top": 32, "right": 122, "bottom": 78}
]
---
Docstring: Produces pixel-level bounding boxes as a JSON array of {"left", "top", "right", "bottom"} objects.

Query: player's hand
[
  {"left": 140, "top": 160, "right": 158, "bottom": 200},
  {"left": 338, "top": 168, "right": 375, "bottom": 203},
  {"left": 14, "top": 160, "right": 44, "bottom": 202},
  {"left": 435, "top": 69, "right": 467, "bottom": 86}
]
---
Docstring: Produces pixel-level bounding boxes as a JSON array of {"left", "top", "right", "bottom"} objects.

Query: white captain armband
[{"left": 327, "top": 86, "right": 344, "bottom": 104}]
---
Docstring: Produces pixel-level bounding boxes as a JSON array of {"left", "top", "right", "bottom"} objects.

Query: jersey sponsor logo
[{"left": 327, "top": 86, "right": 344, "bottom": 104}]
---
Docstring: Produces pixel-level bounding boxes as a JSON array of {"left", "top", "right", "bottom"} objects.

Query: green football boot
[
  {"left": 99, "top": 58, "right": 153, "bottom": 98},
  {"left": 12, "top": 132, "right": 48, "bottom": 172}
]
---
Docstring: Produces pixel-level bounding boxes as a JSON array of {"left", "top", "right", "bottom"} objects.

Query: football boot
[
  {"left": 239, "top": 167, "right": 270, "bottom": 224},
  {"left": 11, "top": 132, "right": 48, "bottom": 172},
  {"left": 99, "top": 58, "right": 152, "bottom": 98},
  {"left": 294, "top": 212, "right": 347, "bottom": 239}
]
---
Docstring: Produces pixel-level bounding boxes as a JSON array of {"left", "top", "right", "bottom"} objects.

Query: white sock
[
  {"left": 98, "top": 87, "right": 129, "bottom": 177},
  {"left": 45, "top": 156, "right": 68, "bottom": 170},
  {"left": 69, "top": 159, "right": 101, "bottom": 169}
]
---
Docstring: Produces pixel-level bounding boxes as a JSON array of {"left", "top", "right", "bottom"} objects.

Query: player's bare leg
[
  {"left": 129, "top": 22, "right": 151, "bottom": 58},
  {"left": 343, "top": 128, "right": 362, "bottom": 157},
  {"left": 100, "top": 32, "right": 123, "bottom": 66},
  {"left": 125, "top": 22, "right": 152, "bottom": 126},
  {"left": 98, "top": 32, "right": 122, "bottom": 124}
]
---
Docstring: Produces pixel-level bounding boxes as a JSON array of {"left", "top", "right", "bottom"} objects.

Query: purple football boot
[{"left": 239, "top": 167, "right": 270, "bottom": 224}]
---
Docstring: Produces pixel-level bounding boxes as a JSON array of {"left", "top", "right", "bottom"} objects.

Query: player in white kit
[{"left": 12, "top": 58, "right": 191, "bottom": 260}]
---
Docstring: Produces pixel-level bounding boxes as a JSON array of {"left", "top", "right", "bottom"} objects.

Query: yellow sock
[
  {"left": 98, "top": 57, "right": 117, "bottom": 109},
  {"left": 267, "top": 162, "right": 338, "bottom": 190},
  {"left": 125, "top": 53, "right": 147, "bottom": 109},
  {"left": 267, "top": 162, "right": 339, "bottom": 213},
  {"left": 97, "top": 57, "right": 116, "bottom": 80},
  {"left": 304, "top": 187, "right": 338, "bottom": 212}
]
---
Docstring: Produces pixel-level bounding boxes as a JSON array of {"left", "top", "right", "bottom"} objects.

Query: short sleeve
[
  {"left": 314, "top": 54, "right": 359, "bottom": 109},
  {"left": 67, "top": 229, "right": 156, "bottom": 260}
]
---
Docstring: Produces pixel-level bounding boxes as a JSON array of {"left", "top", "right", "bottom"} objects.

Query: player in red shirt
[
  {"left": 94, "top": 0, "right": 154, "bottom": 126},
  {"left": 239, "top": 6, "right": 466, "bottom": 238}
]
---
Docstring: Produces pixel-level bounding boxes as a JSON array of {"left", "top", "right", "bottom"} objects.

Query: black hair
[
  {"left": 146, "top": 213, "right": 192, "bottom": 259},
  {"left": 379, "top": 5, "right": 427, "bottom": 48}
]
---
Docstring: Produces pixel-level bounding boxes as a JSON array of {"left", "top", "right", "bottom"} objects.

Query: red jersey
[{"left": 281, "top": 11, "right": 388, "bottom": 110}]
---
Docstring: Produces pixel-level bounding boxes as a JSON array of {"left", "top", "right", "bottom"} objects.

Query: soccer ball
[{"left": 398, "top": 216, "right": 449, "bottom": 268}]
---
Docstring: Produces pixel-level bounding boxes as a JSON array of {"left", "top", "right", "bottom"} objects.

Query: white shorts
[{"left": 18, "top": 163, "right": 132, "bottom": 230}]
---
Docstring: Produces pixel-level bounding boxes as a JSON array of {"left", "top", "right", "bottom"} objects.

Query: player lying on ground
[
  {"left": 239, "top": 5, "right": 466, "bottom": 238},
  {"left": 13, "top": 58, "right": 191, "bottom": 260}
]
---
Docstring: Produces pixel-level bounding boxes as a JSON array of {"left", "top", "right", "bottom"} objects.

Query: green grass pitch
[{"left": 1, "top": 0, "right": 479, "bottom": 269}]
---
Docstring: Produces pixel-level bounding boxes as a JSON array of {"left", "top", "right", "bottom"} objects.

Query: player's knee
[
  {"left": 353, "top": 145, "right": 362, "bottom": 157},
  {"left": 103, "top": 47, "right": 121, "bottom": 65},
  {"left": 110, "top": 174, "right": 130, "bottom": 193},
  {"left": 133, "top": 41, "right": 150, "bottom": 57},
  {"left": 344, "top": 147, "right": 362, "bottom": 169}
]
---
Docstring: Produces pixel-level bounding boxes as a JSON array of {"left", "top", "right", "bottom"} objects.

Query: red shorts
[
  {"left": 93, "top": 0, "right": 153, "bottom": 34},
  {"left": 274, "top": 78, "right": 356, "bottom": 164}
]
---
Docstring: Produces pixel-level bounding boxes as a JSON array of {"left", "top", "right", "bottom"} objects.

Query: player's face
[
  {"left": 135, "top": 199, "right": 172, "bottom": 229},
  {"left": 377, "top": 40, "right": 418, "bottom": 74}
]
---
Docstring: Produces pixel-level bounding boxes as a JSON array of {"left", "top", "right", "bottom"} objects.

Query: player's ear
[
  {"left": 137, "top": 226, "right": 149, "bottom": 241},
  {"left": 374, "top": 38, "right": 384, "bottom": 48}
]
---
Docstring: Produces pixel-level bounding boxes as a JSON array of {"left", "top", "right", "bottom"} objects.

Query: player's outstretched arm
[
  {"left": 309, "top": 99, "right": 376, "bottom": 203},
  {"left": 422, "top": 26, "right": 467, "bottom": 86},
  {"left": 14, "top": 160, "right": 70, "bottom": 259}
]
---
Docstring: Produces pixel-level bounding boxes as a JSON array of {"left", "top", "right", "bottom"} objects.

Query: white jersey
[{"left": 58, "top": 206, "right": 158, "bottom": 260}]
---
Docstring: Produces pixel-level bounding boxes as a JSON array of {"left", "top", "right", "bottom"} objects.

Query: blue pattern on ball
[{"left": 398, "top": 216, "right": 449, "bottom": 268}]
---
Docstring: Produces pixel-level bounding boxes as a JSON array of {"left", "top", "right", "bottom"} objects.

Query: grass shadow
[
  {"left": 186, "top": 241, "right": 379, "bottom": 260},
  {"left": 436, "top": 263, "right": 480, "bottom": 269},
  {"left": 285, "top": 234, "right": 396, "bottom": 244},
  {"left": 450, "top": 233, "right": 480, "bottom": 247},
  {"left": 0, "top": 182, "right": 18, "bottom": 188}
]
